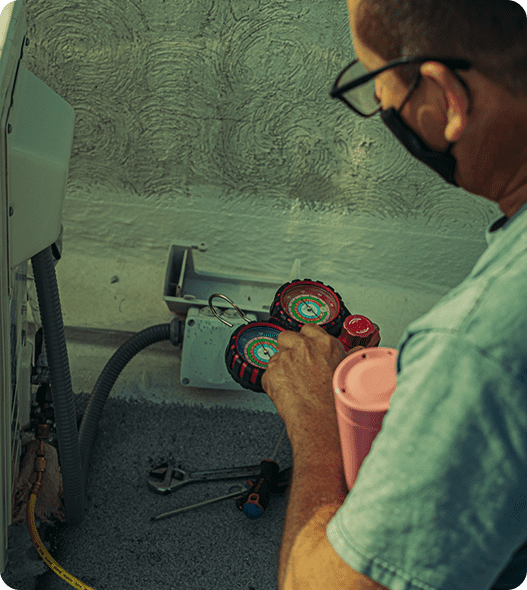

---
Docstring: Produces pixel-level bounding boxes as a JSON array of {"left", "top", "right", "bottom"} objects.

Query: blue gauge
[
  {"left": 225, "top": 320, "right": 287, "bottom": 393},
  {"left": 237, "top": 324, "right": 281, "bottom": 368}
]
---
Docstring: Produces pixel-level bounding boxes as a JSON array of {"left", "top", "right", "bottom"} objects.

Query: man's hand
[
  {"left": 261, "top": 324, "right": 365, "bottom": 587},
  {"left": 261, "top": 324, "right": 362, "bottom": 446}
]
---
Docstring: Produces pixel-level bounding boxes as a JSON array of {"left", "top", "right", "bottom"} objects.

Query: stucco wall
[{"left": 23, "top": 0, "right": 502, "bottom": 400}]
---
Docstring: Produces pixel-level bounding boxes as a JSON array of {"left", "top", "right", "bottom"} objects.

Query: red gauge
[{"left": 270, "top": 279, "right": 350, "bottom": 337}]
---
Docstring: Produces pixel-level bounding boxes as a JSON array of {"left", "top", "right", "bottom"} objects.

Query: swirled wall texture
[{"left": 23, "top": 0, "right": 502, "bottom": 343}]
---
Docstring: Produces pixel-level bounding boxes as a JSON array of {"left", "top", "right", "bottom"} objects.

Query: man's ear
[{"left": 420, "top": 61, "right": 470, "bottom": 143}]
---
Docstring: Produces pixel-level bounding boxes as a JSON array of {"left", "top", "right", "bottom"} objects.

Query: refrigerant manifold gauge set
[{"left": 209, "top": 279, "right": 380, "bottom": 393}]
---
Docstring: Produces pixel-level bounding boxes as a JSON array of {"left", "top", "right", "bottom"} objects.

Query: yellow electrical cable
[
  {"left": 26, "top": 494, "right": 97, "bottom": 590},
  {"left": 27, "top": 493, "right": 97, "bottom": 590},
  {"left": 26, "top": 445, "right": 97, "bottom": 590}
]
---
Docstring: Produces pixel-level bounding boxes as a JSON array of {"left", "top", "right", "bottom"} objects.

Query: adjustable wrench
[{"left": 148, "top": 463, "right": 262, "bottom": 495}]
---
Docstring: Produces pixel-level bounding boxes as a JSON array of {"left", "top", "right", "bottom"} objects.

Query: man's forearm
[{"left": 278, "top": 422, "right": 349, "bottom": 589}]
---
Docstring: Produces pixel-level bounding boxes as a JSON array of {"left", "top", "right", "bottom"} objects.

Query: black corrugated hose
[{"left": 30, "top": 245, "right": 182, "bottom": 526}]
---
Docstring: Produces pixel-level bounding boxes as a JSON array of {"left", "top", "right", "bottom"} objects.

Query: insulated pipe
[
  {"left": 31, "top": 245, "right": 182, "bottom": 526},
  {"left": 31, "top": 247, "right": 85, "bottom": 525},
  {"left": 77, "top": 322, "right": 172, "bottom": 491}
]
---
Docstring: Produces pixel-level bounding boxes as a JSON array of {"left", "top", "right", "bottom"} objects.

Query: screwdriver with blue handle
[{"left": 236, "top": 424, "right": 288, "bottom": 520}]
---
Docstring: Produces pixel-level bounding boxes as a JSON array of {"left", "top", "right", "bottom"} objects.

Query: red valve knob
[{"left": 338, "top": 315, "right": 380, "bottom": 352}]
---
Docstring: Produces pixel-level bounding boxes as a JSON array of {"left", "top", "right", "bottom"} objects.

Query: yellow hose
[{"left": 26, "top": 451, "right": 97, "bottom": 590}]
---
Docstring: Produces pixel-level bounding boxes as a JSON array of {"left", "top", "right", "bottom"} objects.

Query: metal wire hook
[{"left": 208, "top": 293, "right": 252, "bottom": 328}]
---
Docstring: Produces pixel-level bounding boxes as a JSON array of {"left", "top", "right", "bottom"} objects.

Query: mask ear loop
[
  {"left": 452, "top": 70, "right": 473, "bottom": 117},
  {"left": 397, "top": 65, "right": 473, "bottom": 117},
  {"left": 395, "top": 66, "right": 473, "bottom": 153}
]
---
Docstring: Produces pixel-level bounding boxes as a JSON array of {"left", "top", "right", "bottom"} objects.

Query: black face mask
[{"left": 381, "top": 105, "right": 459, "bottom": 187}]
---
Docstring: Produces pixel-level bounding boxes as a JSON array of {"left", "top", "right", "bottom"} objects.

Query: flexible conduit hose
[{"left": 30, "top": 245, "right": 178, "bottom": 526}]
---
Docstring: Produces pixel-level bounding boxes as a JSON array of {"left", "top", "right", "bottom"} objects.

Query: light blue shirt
[{"left": 327, "top": 201, "right": 527, "bottom": 590}]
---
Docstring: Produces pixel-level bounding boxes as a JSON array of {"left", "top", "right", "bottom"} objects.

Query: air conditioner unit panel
[{"left": 7, "top": 66, "right": 75, "bottom": 269}]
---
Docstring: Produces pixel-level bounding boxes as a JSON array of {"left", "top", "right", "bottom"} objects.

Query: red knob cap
[{"left": 338, "top": 315, "right": 379, "bottom": 351}]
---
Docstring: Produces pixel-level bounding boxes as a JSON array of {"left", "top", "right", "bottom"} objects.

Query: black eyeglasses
[{"left": 330, "top": 56, "right": 473, "bottom": 117}]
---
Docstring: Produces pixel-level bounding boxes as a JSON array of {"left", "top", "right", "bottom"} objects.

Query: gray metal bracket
[{"left": 163, "top": 241, "right": 299, "bottom": 323}]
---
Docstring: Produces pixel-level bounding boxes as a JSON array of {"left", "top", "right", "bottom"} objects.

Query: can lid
[{"left": 333, "top": 347, "right": 398, "bottom": 426}]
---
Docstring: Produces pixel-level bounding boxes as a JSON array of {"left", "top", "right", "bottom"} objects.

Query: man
[{"left": 261, "top": 0, "right": 527, "bottom": 588}]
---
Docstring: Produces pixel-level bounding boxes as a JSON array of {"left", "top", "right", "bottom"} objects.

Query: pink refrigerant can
[{"left": 333, "top": 347, "right": 398, "bottom": 491}]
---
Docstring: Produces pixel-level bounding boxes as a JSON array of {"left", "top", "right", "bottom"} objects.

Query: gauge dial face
[
  {"left": 236, "top": 325, "right": 281, "bottom": 369},
  {"left": 282, "top": 283, "right": 340, "bottom": 325}
]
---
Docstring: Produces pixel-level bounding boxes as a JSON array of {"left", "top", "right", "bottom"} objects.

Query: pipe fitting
[{"left": 35, "top": 423, "right": 50, "bottom": 440}]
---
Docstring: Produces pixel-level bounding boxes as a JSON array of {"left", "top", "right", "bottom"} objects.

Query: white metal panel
[
  {"left": 0, "top": 0, "right": 13, "bottom": 572},
  {"left": 0, "top": 68, "right": 11, "bottom": 578},
  {"left": 0, "top": 0, "right": 26, "bottom": 575}
]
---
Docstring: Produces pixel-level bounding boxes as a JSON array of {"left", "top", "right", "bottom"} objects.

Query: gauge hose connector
[
  {"left": 30, "top": 423, "right": 49, "bottom": 495},
  {"left": 27, "top": 422, "right": 97, "bottom": 589}
]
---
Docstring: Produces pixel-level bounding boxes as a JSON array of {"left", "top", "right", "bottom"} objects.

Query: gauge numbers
[
  {"left": 236, "top": 324, "right": 281, "bottom": 369},
  {"left": 282, "top": 283, "right": 340, "bottom": 325}
]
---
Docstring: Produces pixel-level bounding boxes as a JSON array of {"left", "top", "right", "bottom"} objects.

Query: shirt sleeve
[{"left": 326, "top": 330, "right": 527, "bottom": 590}]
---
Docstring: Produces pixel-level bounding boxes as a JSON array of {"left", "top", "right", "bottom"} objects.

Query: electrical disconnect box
[{"left": 163, "top": 241, "right": 299, "bottom": 391}]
